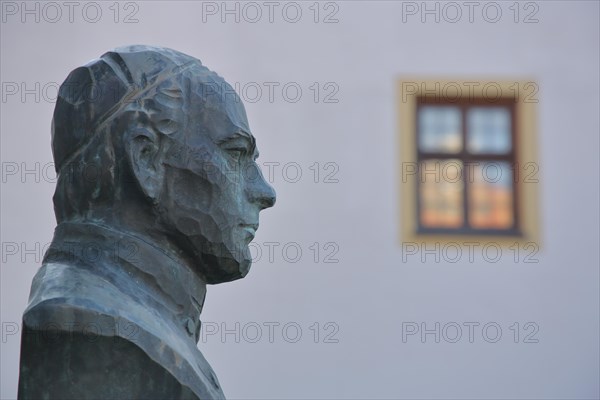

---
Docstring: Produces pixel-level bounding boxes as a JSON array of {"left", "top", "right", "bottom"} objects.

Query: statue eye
[{"left": 219, "top": 135, "right": 253, "bottom": 162}]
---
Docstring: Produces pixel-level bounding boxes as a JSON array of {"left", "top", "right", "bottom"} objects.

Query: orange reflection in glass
[
  {"left": 468, "top": 162, "right": 514, "bottom": 229},
  {"left": 419, "top": 160, "right": 464, "bottom": 228}
]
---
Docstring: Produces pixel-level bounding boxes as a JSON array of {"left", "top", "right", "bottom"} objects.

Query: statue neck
[{"left": 44, "top": 221, "right": 207, "bottom": 342}]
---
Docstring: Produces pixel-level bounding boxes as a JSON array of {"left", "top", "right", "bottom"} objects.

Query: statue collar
[{"left": 44, "top": 221, "right": 207, "bottom": 342}]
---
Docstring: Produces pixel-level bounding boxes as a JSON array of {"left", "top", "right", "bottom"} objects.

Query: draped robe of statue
[{"left": 19, "top": 222, "right": 224, "bottom": 399}]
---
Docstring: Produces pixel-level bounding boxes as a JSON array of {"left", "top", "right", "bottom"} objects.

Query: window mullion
[{"left": 461, "top": 104, "right": 470, "bottom": 230}]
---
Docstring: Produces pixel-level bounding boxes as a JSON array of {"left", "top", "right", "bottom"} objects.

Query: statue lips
[{"left": 239, "top": 223, "right": 259, "bottom": 239}]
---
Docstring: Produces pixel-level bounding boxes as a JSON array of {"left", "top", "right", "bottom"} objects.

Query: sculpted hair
[
  {"left": 53, "top": 53, "right": 241, "bottom": 223},
  {"left": 52, "top": 109, "right": 153, "bottom": 223},
  {"left": 52, "top": 79, "right": 188, "bottom": 223}
]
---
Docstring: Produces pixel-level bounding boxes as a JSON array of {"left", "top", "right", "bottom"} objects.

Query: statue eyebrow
[{"left": 217, "top": 131, "right": 257, "bottom": 155}]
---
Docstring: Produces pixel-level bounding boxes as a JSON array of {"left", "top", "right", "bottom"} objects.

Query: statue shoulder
[
  {"left": 23, "top": 261, "right": 133, "bottom": 335},
  {"left": 19, "top": 263, "right": 201, "bottom": 399},
  {"left": 20, "top": 261, "right": 226, "bottom": 399}
]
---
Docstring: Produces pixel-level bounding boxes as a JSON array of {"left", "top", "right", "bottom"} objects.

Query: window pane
[
  {"left": 418, "top": 106, "right": 462, "bottom": 153},
  {"left": 419, "top": 159, "right": 464, "bottom": 228},
  {"left": 468, "top": 162, "right": 514, "bottom": 229},
  {"left": 466, "top": 107, "right": 511, "bottom": 154}
]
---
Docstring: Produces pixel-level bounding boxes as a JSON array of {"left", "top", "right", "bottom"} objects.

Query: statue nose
[
  {"left": 259, "top": 184, "right": 276, "bottom": 209},
  {"left": 247, "top": 171, "right": 276, "bottom": 210},
  {"left": 253, "top": 181, "right": 276, "bottom": 209}
]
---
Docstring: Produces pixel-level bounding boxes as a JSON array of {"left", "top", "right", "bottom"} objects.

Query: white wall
[{"left": 1, "top": 1, "right": 598, "bottom": 398}]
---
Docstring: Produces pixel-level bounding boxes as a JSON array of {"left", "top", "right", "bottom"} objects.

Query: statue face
[{"left": 158, "top": 86, "right": 276, "bottom": 284}]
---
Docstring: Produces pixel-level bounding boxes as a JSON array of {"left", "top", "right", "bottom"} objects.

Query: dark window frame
[{"left": 415, "top": 96, "right": 522, "bottom": 236}]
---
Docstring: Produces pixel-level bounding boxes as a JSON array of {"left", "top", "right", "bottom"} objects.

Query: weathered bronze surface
[{"left": 18, "top": 45, "right": 276, "bottom": 399}]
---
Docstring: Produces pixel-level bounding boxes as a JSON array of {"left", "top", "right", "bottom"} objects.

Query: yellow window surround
[{"left": 397, "top": 78, "right": 540, "bottom": 248}]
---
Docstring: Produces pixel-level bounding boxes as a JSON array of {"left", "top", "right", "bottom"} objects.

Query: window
[
  {"left": 417, "top": 98, "right": 517, "bottom": 235},
  {"left": 399, "top": 79, "right": 539, "bottom": 244}
]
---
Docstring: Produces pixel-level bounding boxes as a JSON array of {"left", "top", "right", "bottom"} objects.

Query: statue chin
[
  {"left": 201, "top": 253, "right": 252, "bottom": 284},
  {"left": 190, "top": 238, "right": 253, "bottom": 284},
  {"left": 156, "top": 210, "right": 253, "bottom": 284}
]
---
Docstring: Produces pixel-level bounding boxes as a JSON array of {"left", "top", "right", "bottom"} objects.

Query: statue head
[{"left": 51, "top": 45, "right": 276, "bottom": 284}]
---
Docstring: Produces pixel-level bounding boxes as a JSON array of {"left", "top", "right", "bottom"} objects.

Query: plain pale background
[{"left": 1, "top": 1, "right": 599, "bottom": 399}]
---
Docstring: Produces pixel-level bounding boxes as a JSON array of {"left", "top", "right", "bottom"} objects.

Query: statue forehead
[
  {"left": 170, "top": 72, "right": 251, "bottom": 146},
  {"left": 108, "top": 45, "right": 249, "bottom": 135},
  {"left": 190, "top": 74, "right": 250, "bottom": 130}
]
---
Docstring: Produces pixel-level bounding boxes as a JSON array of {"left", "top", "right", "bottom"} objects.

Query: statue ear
[{"left": 126, "top": 128, "right": 165, "bottom": 202}]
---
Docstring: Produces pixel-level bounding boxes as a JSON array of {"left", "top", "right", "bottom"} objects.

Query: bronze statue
[{"left": 18, "top": 45, "right": 276, "bottom": 399}]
